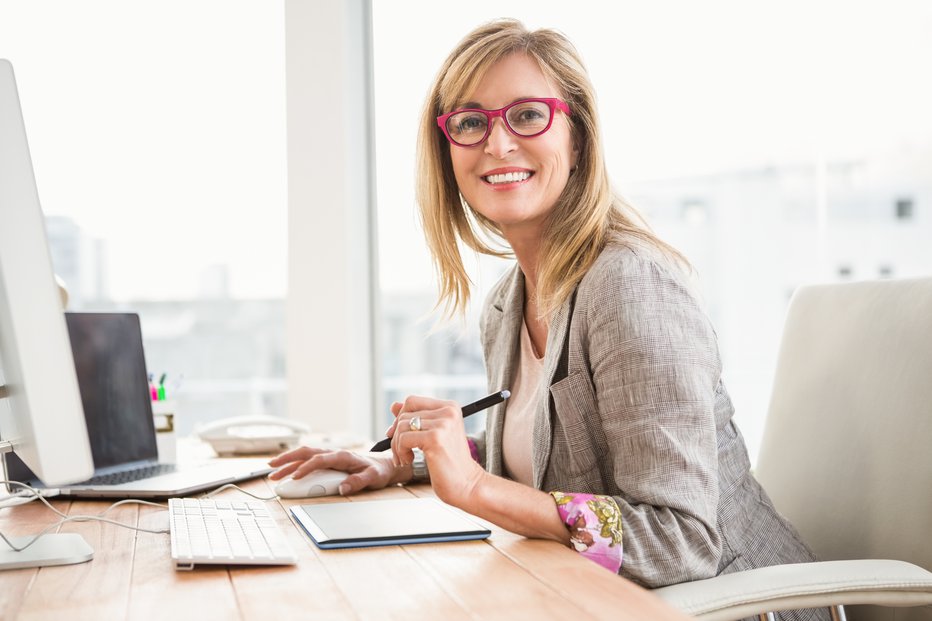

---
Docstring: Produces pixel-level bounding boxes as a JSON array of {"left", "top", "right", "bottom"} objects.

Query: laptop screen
[{"left": 5, "top": 312, "right": 158, "bottom": 484}]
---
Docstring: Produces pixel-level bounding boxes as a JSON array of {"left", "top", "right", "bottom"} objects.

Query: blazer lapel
[
  {"left": 484, "top": 267, "right": 524, "bottom": 477},
  {"left": 532, "top": 293, "right": 573, "bottom": 489}
]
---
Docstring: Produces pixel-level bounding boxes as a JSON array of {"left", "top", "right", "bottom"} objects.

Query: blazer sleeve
[{"left": 580, "top": 251, "right": 723, "bottom": 586}]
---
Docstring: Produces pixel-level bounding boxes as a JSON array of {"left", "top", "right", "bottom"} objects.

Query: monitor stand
[
  {"left": 0, "top": 428, "right": 94, "bottom": 571},
  {"left": 0, "top": 534, "right": 94, "bottom": 570}
]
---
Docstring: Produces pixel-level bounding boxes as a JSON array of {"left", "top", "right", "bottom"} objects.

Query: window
[
  {"left": 1, "top": 2, "right": 287, "bottom": 435},
  {"left": 371, "top": 3, "right": 932, "bottom": 462}
]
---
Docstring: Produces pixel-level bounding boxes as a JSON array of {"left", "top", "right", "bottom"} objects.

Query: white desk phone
[{"left": 195, "top": 415, "right": 310, "bottom": 456}]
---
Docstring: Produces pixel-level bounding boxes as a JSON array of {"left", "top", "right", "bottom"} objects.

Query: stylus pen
[{"left": 369, "top": 389, "right": 511, "bottom": 452}]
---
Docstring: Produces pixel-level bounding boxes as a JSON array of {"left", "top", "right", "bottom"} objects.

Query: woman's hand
[
  {"left": 268, "top": 446, "right": 400, "bottom": 495},
  {"left": 388, "top": 395, "right": 488, "bottom": 510},
  {"left": 385, "top": 396, "right": 571, "bottom": 546}
]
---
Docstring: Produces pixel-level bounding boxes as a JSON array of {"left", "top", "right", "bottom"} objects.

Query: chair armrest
[{"left": 653, "top": 559, "right": 932, "bottom": 621}]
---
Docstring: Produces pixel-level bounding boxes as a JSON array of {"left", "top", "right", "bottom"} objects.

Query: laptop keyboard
[
  {"left": 79, "top": 462, "right": 178, "bottom": 486},
  {"left": 169, "top": 498, "right": 297, "bottom": 570}
]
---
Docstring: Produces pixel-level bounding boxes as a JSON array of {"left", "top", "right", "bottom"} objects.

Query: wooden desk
[{"left": 0, "top": 478, "right": 692, "bottom": 620}]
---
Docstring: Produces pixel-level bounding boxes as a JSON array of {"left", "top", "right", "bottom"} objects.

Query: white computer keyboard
[{"left": 169, "top": 498, "right": 297, "bottom": 570}]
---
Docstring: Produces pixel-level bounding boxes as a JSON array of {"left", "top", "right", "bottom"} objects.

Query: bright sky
[{"left": 1, "top": 1, "right": 930, "bottom": 298}]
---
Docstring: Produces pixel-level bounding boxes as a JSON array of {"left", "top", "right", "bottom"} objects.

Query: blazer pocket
[{"left": 549, "top": 371, "right": 600, "bottom": 475}]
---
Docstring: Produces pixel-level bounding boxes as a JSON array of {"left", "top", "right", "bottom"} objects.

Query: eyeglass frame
[{"left": 436, "top": 97, "right": 572, "bottom": 147}]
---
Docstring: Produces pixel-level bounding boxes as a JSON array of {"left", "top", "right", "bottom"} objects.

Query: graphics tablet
[{"left": 291, "top": 497, "right": 491, "bottom": 549}]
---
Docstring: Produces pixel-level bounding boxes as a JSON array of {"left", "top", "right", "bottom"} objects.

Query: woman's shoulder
[
  {"left": 575, "top": 235, "right": 718, "bottom": 358},
  {"left": 583, "top": 233, "right": 685, "bottom": 285},
  {"left": 578, "top": 233, "right": 704, "bottom": 310}
]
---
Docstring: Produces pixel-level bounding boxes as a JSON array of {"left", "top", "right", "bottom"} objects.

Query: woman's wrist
[
  {"left": 451, "top": 470, "right": 570, "bottom": 544},
  {"left": 379, "top": 454, "right": 413, "bottom": 486},
  {"left": 450, "top": 460, "right": 490, "bottom": 512}
]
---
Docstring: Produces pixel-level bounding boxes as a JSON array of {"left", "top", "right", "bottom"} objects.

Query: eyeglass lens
[{"left": 446, "top": 100, "right": 553, "bottom": 146}]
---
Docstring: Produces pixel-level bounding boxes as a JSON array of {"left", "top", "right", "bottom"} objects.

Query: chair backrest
[{"left": 756, "top": 277, "right": 932, "bottom": 572}]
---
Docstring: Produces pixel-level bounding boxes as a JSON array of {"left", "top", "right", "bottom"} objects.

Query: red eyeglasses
[{"left": 436, "top": 98, "right": 571, "bottom": 147}]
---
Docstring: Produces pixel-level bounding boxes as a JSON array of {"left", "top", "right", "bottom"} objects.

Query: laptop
[{"left": 3, "top": 312, "right": 272, "bottom": 498}]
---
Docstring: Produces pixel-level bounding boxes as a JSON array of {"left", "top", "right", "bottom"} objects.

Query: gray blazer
[{"left": 476, "top": 235, "right": 818, "bottom": 588}]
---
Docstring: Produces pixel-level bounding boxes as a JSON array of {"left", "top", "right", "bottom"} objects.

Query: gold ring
[{"left": 409, "top": 416, "right": 422, "bottom": 432}]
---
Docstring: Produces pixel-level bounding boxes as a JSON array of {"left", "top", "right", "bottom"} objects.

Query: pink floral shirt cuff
[{"left": 550, "top": 491, "right": 623, "bottom": 573}]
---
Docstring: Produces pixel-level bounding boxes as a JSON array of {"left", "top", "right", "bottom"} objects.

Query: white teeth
[{"left": 484, "top": 171, "right": 531, "bottom": 184}]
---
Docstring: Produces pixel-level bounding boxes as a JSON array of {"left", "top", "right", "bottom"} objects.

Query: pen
[{"left": 369, "top": 389, "right": 511, "bottom": 452}]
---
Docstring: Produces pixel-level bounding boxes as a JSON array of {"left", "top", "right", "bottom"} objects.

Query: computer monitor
[{"left": 0, "top": 59, "right": 95, "bottom": 569}]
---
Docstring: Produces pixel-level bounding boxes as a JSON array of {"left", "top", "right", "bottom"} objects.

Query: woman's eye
[
  {"left": 508, "top": 104, "right": 549, "bottom": 129},
  {"left": 460, "top": 117, "right": 484, "bottom": 130},
  {"left": 516, "top": 109, "right": 544, "bottom": 121},
  {"left": 450, "top": 112, "right": 487, "bottom": 135}
]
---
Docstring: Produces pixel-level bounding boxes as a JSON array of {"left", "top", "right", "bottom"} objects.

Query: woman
[{"left": 271, "top": 19, "right": 822, "bottom": 614}]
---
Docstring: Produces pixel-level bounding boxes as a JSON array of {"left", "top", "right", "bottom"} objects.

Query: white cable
[
  {"left": 199, "top": 482, "right": 278, "bottom": 501},
  {"left": 0, "top": 480, "right": 170, "bottom": 553},
  {"left": 0, "top": 489, "right": 46, "bottom": 509},
  {"left": 1, "top": 480, "right": 281, "bottom": 555}
]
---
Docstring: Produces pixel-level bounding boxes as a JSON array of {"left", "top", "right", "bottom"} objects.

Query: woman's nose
[{"left": 483, "top": 117, "right": 518, "bottom": 158}]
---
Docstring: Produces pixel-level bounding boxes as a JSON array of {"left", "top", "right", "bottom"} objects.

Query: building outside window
[{"left": 896, "top": 197, "right": 914, "bottom": 220}]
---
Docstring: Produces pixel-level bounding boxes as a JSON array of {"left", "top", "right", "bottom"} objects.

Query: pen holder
[{"left": 152, "top": 400, "right": 177, "bottom": 463}]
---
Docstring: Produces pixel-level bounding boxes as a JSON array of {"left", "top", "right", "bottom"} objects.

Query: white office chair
[{"left": 655, "top": 277, "right": 932, "bottom": 621}]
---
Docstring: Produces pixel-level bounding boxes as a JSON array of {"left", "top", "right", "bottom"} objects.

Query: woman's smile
[{"left": 481, "top": 167, "right": 535, "bottom": 189}]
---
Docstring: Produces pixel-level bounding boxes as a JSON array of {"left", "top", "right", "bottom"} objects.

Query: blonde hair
[{"left": 416, "top": 19, "right": 687, "bottom": 320}]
